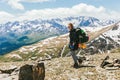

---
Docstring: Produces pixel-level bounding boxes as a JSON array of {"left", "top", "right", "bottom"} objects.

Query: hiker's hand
[
  {"left": 69, "top": 44, "right": 74, "bottom": 49},
  {"left": 70, "top": 45, "right": 74, "bottom": 49}
]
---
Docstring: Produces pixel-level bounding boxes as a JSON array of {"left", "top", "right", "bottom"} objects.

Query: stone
[
  {"left": 114, "top": 59, "right": 120, "bottom": 64},
  {"left": 19, "top": 62, "right": 45, "bottom": 80},
  {"left": 100, "top": 56, "right": 120, "bottom": 69},
  {"left": 19, "top": 64, "right": 33, "bottom": 80},
  {"left": 0, "top": 67, "right": 17, "bottom": 74},
  {"left": 114, "top": 64, "right": 120, "bottom": 67},
  {"left": 0, "top": 74, "right": 10, "bottom": 79},
  {"left": 1, "top": 77, "right": 13, "bottom": 80},
  {"left": 33, "top": 63, "right": 45, "bottom": 80},
  {"left": 100, "top": 56, "right": 110, "bottom": 68}
]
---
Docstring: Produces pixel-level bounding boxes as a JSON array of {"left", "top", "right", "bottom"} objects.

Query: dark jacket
[{"left": 69, "top": 28, "right": 79, "bottom": 50}]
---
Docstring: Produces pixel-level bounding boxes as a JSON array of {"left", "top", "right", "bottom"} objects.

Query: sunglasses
[{"left": 68, "top": 26, "right": 71, "bottom": 28}]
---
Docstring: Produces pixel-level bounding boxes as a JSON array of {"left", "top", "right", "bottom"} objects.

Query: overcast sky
[{"left": 0, "top": 0, "right": 120, "bottom": 23}]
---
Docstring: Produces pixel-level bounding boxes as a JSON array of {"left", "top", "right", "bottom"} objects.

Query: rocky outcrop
[
  {"left": 19, "top": 62, "right": 45, "bottom": 80},
  {"left": 84, "top": 34, "right": 120, "bottom": 55},
  {"left": 100, "top": 56, "right": 120, "bottom": 69}
]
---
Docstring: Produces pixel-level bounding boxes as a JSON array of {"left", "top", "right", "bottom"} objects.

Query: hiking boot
[
  {"left": 78, "top": 58, "right": 83, "bottom": 64},
  {"left": 73, "top": 63, "right": 79, "bottom": 68}
]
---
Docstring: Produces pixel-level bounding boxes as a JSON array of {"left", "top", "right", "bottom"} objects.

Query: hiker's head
[{"left": 68, "top": 23, "right": 74, "bottom": 31}]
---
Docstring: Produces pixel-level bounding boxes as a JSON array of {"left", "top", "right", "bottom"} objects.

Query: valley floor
[{"left": 0, "top": 52, "right": 120, "bottom": 80}]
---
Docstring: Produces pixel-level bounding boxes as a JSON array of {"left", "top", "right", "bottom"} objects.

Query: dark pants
[{"left": 68, "top": 50, "right": 78, "bottom": 64}]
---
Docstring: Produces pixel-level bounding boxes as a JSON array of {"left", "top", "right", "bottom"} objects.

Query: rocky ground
[{"left": 0, "top": 52, "right": 120, "bottom": 80}]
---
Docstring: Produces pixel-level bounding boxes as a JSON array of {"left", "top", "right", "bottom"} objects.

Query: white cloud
[
  {"left": 22, "top": 0, "right": 51, "bottom": 3},
  {"left": 8, "top": 0, "right": 24, "bottom": 10},
  {"left": 0, "top": 11, "right": 15, "bottom": 23},
  {"left": 0, "top": 3, "right": 119, "bottom": 23},
  {"left": 6, "top": 0, "right": 53, "bottom": 10},
  {"left": 16, "top": 3, "right": 119, "bottom": 20}
]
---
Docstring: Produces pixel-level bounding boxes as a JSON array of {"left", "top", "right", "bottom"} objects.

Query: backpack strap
[
  {"left": 76, "top": 28, "right": 86, "bottom": 36},
  {"left": 75, "top": 28, "right": 89, "bottom": 43}
]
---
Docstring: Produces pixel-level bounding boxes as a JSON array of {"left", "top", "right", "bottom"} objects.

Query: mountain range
[
  {"left": 0, "top": 21, "right": 118, "bottom": 62},
  {"left": 0, "top": 16, "right": 117, "bottom": 54}
]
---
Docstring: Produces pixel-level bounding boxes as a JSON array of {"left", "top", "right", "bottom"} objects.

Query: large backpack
[{"left": 75, "top": 28, "right": 89, "bottom": 43}]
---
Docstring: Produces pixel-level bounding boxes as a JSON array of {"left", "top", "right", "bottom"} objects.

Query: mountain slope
[{"left": 82, "top": 22, "right": 120, "bottom": 54}]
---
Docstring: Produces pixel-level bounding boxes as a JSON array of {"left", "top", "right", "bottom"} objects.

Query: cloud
[
  {"left": 8, "top": 0, "right": 24, "bottom": 10},
  {"left": 0, "top": 3, "right": 119, "bottom": 23},
  {"left": 22, "top": 0, "right": 52, "bottom": 3},
  {"left": 6, "top": 0, "right": 53, "bottom": 10},
  {"left": 16, "top": 3, "right": 119, "bottom": 20},
  {"left": 0, "top": 11, "right": 15, "bottom": 23}
]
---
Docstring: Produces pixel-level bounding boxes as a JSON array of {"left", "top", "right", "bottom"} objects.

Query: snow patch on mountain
[
  {"left": 103, "top": 23, "right": 120, "bottom": 44},
  {"left": 0, "top": 16, "right": 118, "bottom": 54},
  {"left": 84, "top": 22, "right": 120, "bottom": 54}
]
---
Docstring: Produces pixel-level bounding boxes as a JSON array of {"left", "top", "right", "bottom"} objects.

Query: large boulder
[{"left": 19, "top": 62, "right": 45, "bottom": 80}]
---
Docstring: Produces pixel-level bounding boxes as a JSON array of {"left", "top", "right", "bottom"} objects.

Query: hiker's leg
[{"left": 69, "top": 50, "right": 78, "bottom": 64}]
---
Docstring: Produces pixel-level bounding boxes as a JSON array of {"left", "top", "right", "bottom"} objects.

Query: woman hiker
[{"left": 67, "top": 23, "right": 83, "bottom": 68}]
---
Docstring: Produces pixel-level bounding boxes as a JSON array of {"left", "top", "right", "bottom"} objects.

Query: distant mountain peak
[{"left": 0, "top": 16, "right": 117, "bottom": 54}]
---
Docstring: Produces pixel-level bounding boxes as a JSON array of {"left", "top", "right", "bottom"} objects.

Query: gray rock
[{"left": 0, "top": 67, "right": 17, "bottom": 74}]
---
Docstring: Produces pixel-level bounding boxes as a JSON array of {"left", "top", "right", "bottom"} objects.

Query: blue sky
[
  {"left": 0, "top": 0, "right": 119, "bottom": 23},
  {"left": 0, "top": 0, "right": 119, "bottom": 13}
]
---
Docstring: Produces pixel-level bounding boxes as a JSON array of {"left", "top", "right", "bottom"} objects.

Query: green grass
[
  {"left": 62, "top": 46, "right": 70, "bottom": 57},
  {"left": 0, "top": 56, "right": 22, "bottom": 62},
  {"left": 0, "top": 45, "right": 69, "bottom": 62}
]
